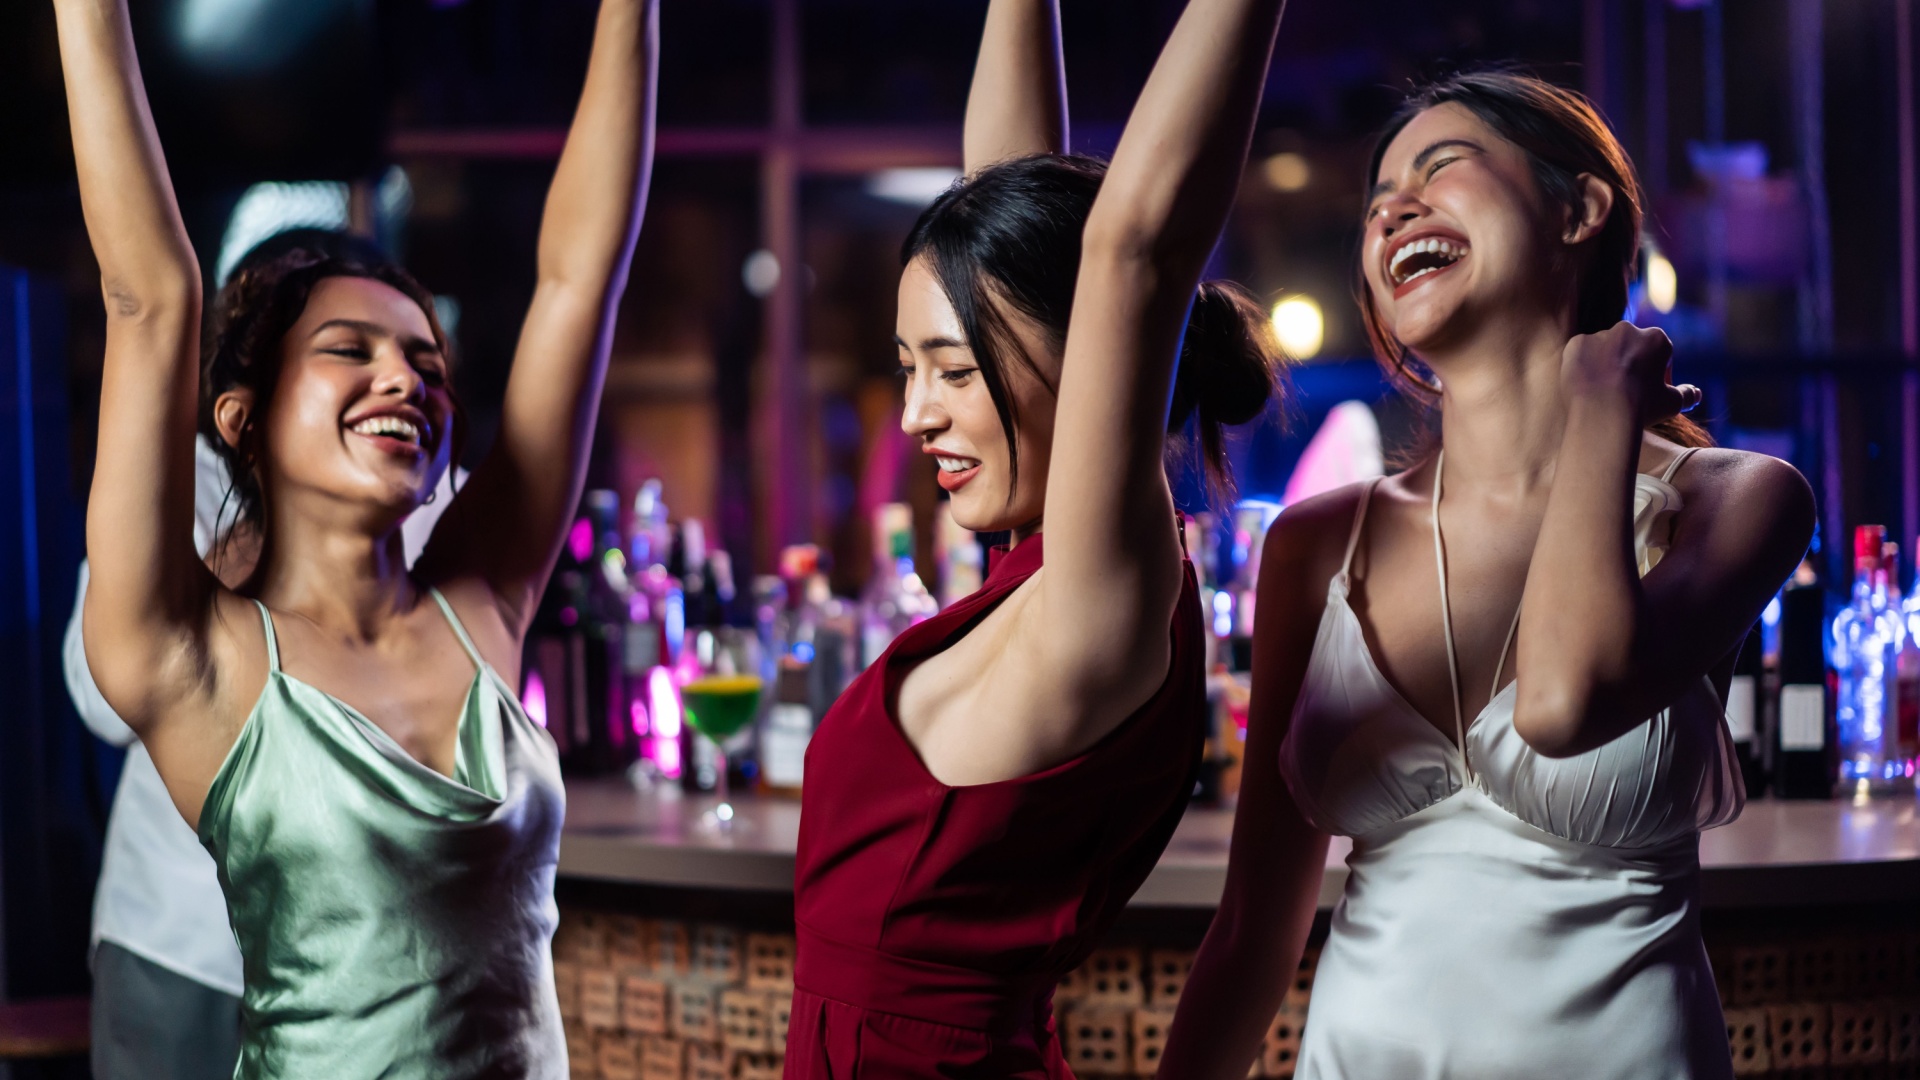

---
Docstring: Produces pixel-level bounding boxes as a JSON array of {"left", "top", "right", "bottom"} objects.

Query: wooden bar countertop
[{"left": 559, "top": 779, "right": 1920, "bottom": 909}]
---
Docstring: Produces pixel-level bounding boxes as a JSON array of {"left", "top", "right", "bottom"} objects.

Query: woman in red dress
[{"left": 785, "top": 0, "right": 1289, "bottom": 1075}]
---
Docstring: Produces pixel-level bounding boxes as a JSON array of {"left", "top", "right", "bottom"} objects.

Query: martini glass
[{"left": 681, "top": 628, "right": 764, "bottom": 833}]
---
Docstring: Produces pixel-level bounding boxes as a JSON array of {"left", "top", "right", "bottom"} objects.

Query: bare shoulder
[
  {"left": 1667, "top": 445, "right": 1814, "bottom": 516},
  {"left": 1261, "top": 480, "right": 1376, "bottom": 599},
  {"left": 1659, "top": 444, "right": 1816, "bottom": 559}
]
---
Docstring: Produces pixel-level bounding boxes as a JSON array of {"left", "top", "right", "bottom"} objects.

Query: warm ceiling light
[
  {"left": 1646, "top": 251, "right": 1678, "bottom": 314},
  {"left": 1271, "top": 296, "right": 1325, "bottom": 360},
  {"left": 1262, "top": 152, "right": 1312, "bottom": 193}
]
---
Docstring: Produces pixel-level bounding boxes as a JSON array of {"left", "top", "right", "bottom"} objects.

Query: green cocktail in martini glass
[
  {"left": 681, "top": 675, "right": 764, "bottom": 741},
  {"left": 681, "top": 674, "right": 763, "bottom": 833}
]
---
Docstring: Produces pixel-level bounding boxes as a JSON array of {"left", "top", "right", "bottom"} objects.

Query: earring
[{"left": 424, "top": 489, "right": 437, "bottom": 505}]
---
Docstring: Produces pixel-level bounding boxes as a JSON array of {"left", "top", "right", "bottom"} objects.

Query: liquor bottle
[
  {"left": 621, "top": 481, "right": 686, "bottom": 776},
  {"left": 1774, "top": 580, "right": 1836, "bottom": 798},
  {"left": 759, "top": 660, "right": 813, "bottom": 796},
  {"left": 677, "top": 520, "right": 722, "bottom": 794},
  {"left": 1724, "top": 622, "right": 1767, "bottom": 798},
  {"left": 625, "top": 479, "right": 671, "bottom": 665},
  {"left": 1879, "top": 541, "right": 1913, "bottom": 789},
  {"left": 1898, "top": 541, "right": 1920, "bottom": 783},
  {"left": 808, "top": 567, "right": 855, "bottom": 721},
  {"left": 1226, "top": 501, "right": 1281, "bottom": 672},
  {"left": 859, "top": 503, "right": 936, "bottom": 669},
  {"left": 1831, "top": 526, "right": 1903, "bottom": 792},
  {"left": 776, "top": 544, "right": 854, "bottom": 721},
  {"left": 550, "top": 490, "right": 632, "bottom": 775}
]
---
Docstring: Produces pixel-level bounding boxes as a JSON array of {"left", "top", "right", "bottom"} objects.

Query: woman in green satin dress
[{"left": 53, "top": 0, "right": 659, "bottom": 1074}]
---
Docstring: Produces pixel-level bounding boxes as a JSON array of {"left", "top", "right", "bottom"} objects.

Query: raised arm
[
  {"left": 57, "top": 0, "right": 215, "bottom": 730},
  {"left": 422, "top": 0, "right": 657, "bottom": 629},
  {"left": 1159, "top": 501, "right": 1334, "bottom": 1078},
  {"left": 1032, "top": 0, "right": 1286, "bottom": 712},
  {"left": 963, "top": 0, "right": 1068, "bottom": 172},
  {"left": 1511, "top": 324, "right": 1816, "bottom": 757}
]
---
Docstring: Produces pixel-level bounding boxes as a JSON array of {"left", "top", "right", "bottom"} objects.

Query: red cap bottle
[{"left": 1856, "top": 525, "right": 1888, "bottom": 572}]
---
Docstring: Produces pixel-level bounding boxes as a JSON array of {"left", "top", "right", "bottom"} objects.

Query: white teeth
[
  {"left": 349, "top": 416, "right": 423, "bottom": 444},
  {"left": 1389, "top": 237, "right": 1468, "bottom": 284},
  {"left": 934, "top": 456, "right": 977, "bottom": 474}
]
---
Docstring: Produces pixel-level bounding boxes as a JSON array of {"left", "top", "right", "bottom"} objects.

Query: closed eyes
[
  {"left": 322, "top": 344, "right": 448, "bottom": 387},
  {"left": 896, "top": 364, "right": 977, "bottom": 385}
]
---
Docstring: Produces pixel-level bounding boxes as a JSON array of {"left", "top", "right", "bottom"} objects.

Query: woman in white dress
[{"left": 1159, "top": 71, "right": 1816, "bottom": 1080}]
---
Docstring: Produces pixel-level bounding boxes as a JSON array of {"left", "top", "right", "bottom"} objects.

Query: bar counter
[{"left": 559, "top": 779, "right": 1920, "bottom": 909}]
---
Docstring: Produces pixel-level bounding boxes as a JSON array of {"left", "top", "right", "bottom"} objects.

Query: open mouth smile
[
  {"left": 1387, "top": 234, "right": 1470, "bottom": 298},
  {"left": 346, "top": 412, "right": 431, "bottom": 456}
]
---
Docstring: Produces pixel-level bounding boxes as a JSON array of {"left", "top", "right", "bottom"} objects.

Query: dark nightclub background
[{"left": 0, "top": 0, "right": 1914, "bottom": 1032}]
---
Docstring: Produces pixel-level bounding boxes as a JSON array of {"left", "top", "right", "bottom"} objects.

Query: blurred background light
[
  {"left": 174, "top": 0, "right": 337, "bottom": 74},
  {"left": 176, "top": 0, "right": 271, "bottom": 59},
  {"left": 214, "top": 180, "right": 350, "bottom": 285},
  {"left": 743, "top": 250, "right": 782, "bottom": 297},
  {"left": 1262, "top": 152, "right": 1312, "bottom": 193},
  {"left": 432, "top": 296, "right": 463, "bottom": 343},
  {"left": 1647, "top": 250, "right": 1679, "bottom": 314},
  {"left": 865, "top": 167, "right": 962, "bottom": 206},
  {"left": 1271, "top": 295, "right": 1324, "bottom": 360},
  {"left": 1284, "top": 400, "right": 1385, "bottom": 504},
  {"left": 521, "top": 671, "right": 547, "bottom": 729}
]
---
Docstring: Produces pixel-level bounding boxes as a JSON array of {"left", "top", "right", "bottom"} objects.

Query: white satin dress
[{"left": 1279, "top": 449, "right": 1744, "bottom": 1080}]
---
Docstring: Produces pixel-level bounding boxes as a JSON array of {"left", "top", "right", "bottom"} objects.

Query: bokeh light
[
  {"left": 1262, "top": 152, "right": 1312, "bottom": 193},
  {"left": 1646, "top": 251, "right": 1679, "bottom": 314},
  {"left": 1271, "top": 295, "right": 1325, "bottom": 360}
]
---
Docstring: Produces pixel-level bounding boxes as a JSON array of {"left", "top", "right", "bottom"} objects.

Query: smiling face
[
  {"left": 218, "top": 275, "right": 454, "bottom": 531},
  {"left": 895, "top": 257, "right": 1058, "bottom": 534},
  {"left": 1361, "top": 102, "right": 1571, "bottom": 359}
]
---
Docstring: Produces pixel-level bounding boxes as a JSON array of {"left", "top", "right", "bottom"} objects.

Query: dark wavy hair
[
  {"left": 199, "top": 230, "right": 464, "bottom": 542},
  {"left": 902, "top": 153, "right": 1285, "bottom": 507},
  {"left": 1358, "top": 70, "right": 1709, "bottom": 449}
]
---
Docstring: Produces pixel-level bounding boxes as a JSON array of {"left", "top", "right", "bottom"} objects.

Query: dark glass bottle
[
  {"left": 1773, "top": 583, "right": 1836, "bottom": 799},
  {"left": 1725, "top": 622, "right": 1768, "bottom": 798}
]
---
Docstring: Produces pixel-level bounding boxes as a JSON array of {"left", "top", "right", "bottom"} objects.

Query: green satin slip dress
[{"left": 197, "top": 588, "right": 567, "bottom": 1079}]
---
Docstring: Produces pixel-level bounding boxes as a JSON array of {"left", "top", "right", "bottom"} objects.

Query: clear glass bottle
[
  {"left": 1897, "top": 540, "right": 1920, "bottom": 786},
  {"left": 1831, "top": 526, "right": 1904, "bottom": 793},
  {"left": 859, "top": 503, "right": 936, "bottom": 670}
]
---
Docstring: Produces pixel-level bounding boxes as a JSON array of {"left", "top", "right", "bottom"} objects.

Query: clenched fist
[{"left": 1560, "top": 321, "right": 1701, "bottom": 425}]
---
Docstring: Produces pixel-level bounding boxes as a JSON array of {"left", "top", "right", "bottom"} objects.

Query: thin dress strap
[
  {"left": 1431, "top": 452, "right": 1470, "bottom": 772},
  {"left": 428, "top": 588, "right": 485, "bottom": 672},
  {"left": 1338, "top": 479, "right": 1382, "bottom": 584},
  {"left": 1660, "top": 446, "right": 1702, "bottom": 483},
  {"left": 253, "top": 600, "right": 281, "bottom": 673},
  {"left": 1488, "top": 605, "right": 1524, "bottom": 702}
]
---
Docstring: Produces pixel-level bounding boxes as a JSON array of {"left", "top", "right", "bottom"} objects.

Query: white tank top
[{"left": 1279, "top": 448, "right": 1744, "bottom": 1080}]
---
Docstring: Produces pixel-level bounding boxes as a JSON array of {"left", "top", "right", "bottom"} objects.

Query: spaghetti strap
[
  {"left": 1489, "top": 604, "right": 1524, "bottom": 701},
  {"left": 253, "top": 600, "right": 281, "bottom": 673},
  {"left": 428, "top": 588, "right": 485, "bottom": 672},
  {"left": 1431, "top": 453, "right": 1470, "bottom": 770},
  {"left": 1339, "top": 479, "right": 1381, "bottom": 583},
  {"left": 1660, "top": 446, "right": 1701, "bottom": 484}
]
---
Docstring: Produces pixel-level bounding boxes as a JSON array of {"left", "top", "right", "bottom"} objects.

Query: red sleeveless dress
[{"left": 784, "top": 531, "right": 1207, "bottom": 1078}]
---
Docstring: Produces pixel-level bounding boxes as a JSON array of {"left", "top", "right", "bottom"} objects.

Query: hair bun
[
  {"left": 1172, "top": 281, "right": 1282, "bottom": 430},
  {"left": 1167, "top": 281, "right": 1286, "bottom": 505}
]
